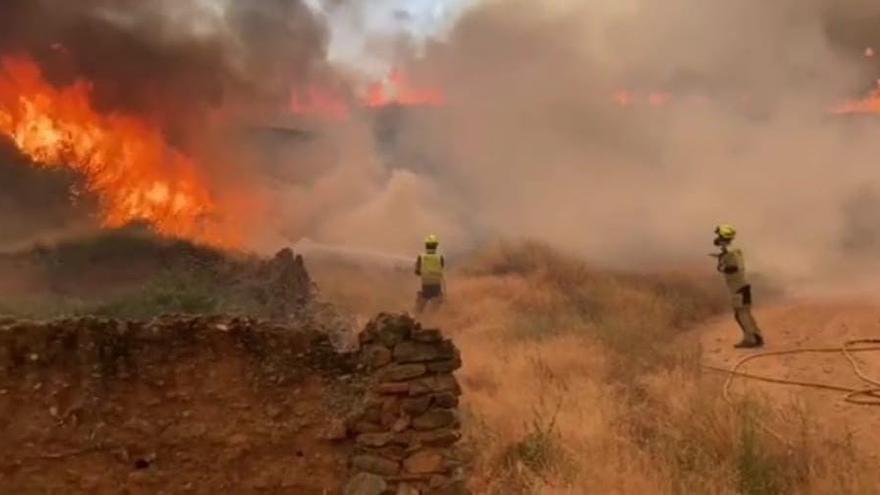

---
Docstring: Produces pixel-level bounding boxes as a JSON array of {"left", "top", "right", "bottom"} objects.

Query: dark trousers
[
  {"left": 416, "top": 284, "right": 443, "bottom": 313},
  {"left": 731, "top": 285, "right": 763, "bottom": 343}
]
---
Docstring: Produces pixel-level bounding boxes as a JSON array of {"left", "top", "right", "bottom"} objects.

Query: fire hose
[
  {"left": 702, "top": 339, "right": 880, "bottom": 445},
  {"left": 702, "top": 339, "right": 880, "bottom": 406}
]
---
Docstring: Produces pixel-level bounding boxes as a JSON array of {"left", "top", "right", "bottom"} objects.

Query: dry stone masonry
[
  {"left": 0, "top": 314, "right": 346, "bottom": 383},
  {"left": 344, "top": 313, "right": 467, "bottom": 495},
  {"left": 0, "top": 310, "right": 468, "bottom": 494},
  {"left": 0, "top": 314, "right": 359, "bottom": 493}
]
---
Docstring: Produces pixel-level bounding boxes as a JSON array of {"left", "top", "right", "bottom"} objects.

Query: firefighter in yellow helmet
[
  {"left": 712, "top": 224, "right": 765, "bottom": 348},
  {"left": 415, "top": 234, "right": 445, "bottom": 313}
]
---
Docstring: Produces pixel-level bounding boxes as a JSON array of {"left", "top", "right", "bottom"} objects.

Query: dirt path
[{"left": 700, "top": 300, "right": 880, "bottom": 458}]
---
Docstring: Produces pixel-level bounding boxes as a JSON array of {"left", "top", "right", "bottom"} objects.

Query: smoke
[
  {"left": 0, "top": 0, "right": 333, "bottom": 134},
  {"left": 0, "top": 142, "right": 96, "bottom": 250},
  {"left": 260, "top": 118, "right": 473, "bottom": 255},
  {"left": 0, "top": 0, "right": 456, "bottom": 254},
  {"left": 314, "top": 0, "right": 880, "bottom": 288},
  {"left": 243, "top": 0, "right": 880, "bottom": 285},
  {"left": 6, "top": 0, "right": 880, "bottom": 290},
  {"left": 0, "top": 0, "right": 349, "bottom": 246}
]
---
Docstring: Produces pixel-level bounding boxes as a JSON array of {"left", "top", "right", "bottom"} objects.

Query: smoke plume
[
  {"left": 0, "top": 0, "right": 333, "bottom": 133},
  {"left": 328, "top": 0, "right": 880, "bottom": 290},
  {"left": 5, "top": 0, "right": 880, "bottom": 292},
  {"left": 0, "top": 0, "right": 348, "bottom": 247}
]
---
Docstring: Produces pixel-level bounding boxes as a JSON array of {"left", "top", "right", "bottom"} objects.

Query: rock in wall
[
  {"left": 342, "top": 313, "right": 467, "bottom": 495},
  {"left": 258, "top": 247, "right": 315, "bottom": 317}
]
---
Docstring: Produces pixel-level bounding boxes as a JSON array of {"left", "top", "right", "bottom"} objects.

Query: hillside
[
  {"left": 2, "top": 234, "right": 880, "bottom": 494},
  {"left": 308, "top": 241, "right": 880, "bottom": 494}
]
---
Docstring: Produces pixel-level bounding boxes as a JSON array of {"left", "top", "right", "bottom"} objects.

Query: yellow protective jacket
[
  {"left": 717, "top": 247, "right": 748, "bottom": 293},
  {"left": 415, "top": 251, "right": 445, "bottom": 286}
]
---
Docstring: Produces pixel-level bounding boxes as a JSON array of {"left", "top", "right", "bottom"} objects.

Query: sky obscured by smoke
[
  {"left": 326, "top": 0, "right": 880, "bottom": 287},
  {"left": 4, "top": 0, "right": 880, "bottom": 289},
  {"left": 0, "top": 0, "right": 339, "bottom": 246},
  {"left": 0, "top": 0, "right": 338, "bottom": 131}
]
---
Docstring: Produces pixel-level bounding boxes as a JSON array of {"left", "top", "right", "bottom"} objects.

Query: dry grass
[{"left": 309, "top": 240, "right": 880, "bottom": 494}]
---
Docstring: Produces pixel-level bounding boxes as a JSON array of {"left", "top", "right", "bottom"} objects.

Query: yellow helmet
[
  {"left": 715, "top": 224, "right": 736, "bottom": 240},
  {"left": 425, "top": 234, "right": 439, "bottom": 246}
]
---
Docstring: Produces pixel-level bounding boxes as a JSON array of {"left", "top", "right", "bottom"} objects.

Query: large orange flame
[{"left": 0, "top": 56, "right": 234, "bottom": 245}]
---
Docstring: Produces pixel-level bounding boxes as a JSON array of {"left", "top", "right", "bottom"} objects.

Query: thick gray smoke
[
  {"left": 0, "top": 0, "right": 349, "bottom": 247},
  {"left": 5, "top": 0, "right": 880, "bottom": 294},
  {"left": 0, "top": 0, "right": 334, "bottom": 137},
  {"left": 308, "top": 0, "right": 880, "bottom": 291},
  {"left": 0, "top": 143, "right": 95, "bottom": 250}
]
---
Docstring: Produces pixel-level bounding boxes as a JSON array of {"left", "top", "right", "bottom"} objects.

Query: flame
[
  {"left": 365, "top": 70, "right": 445, "bottom": 108},
  {"left": 831, "top": 80, "right": 880, "bottom": 115},
  {"left": 288, "top": 69, "right": 446, "bottom": 120},
  {"left": 612, "top": 89, "right": 672, "bottom": 108},
  {"left": 0, "top": 56, "right": 233, "bottom": 245}
]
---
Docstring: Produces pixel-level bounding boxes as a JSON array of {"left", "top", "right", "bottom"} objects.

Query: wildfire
[
  {"left": 0, "top": 56, "right": 232, "bottom": 245},
  {"left": 289, "top": 69, "right": 446, "bottom": 121},
  {"left": 831, "top": 80, "right": 880, "bottom": 115},
  {"left": 612, "top": 89, "right": 672, "bottom": 108},
  {"left": 365, "top": 70, "right": 445, "bottom": 108}
]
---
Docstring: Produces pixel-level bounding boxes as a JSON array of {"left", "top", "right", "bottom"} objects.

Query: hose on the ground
[
  {"left": 702, "top": 339, "right": 880, "bottom": 406},
  {"left": 702, "top": 339, "right": 880, "bottom": 446}
]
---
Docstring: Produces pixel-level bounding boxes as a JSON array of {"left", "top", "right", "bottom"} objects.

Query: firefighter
[
  {"left": 712, "top": 224, "right": 765, "bottom": 348},
  {"left": 415, "top": 234, "right": 445, "bottom": 313}
]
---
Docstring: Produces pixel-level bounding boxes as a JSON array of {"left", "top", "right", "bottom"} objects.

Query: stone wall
[
  {"left": 0, "top": 312, "right": 468, "bottom": 494},
  {"left": 0, "top": 315, "right": 358, "bottom": 493},
  {"left": 343, "top": 314, "right": 466, "bottom": 495},
  {"left": 0, "top": 315, "right": 338, "bottom": 378}
]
